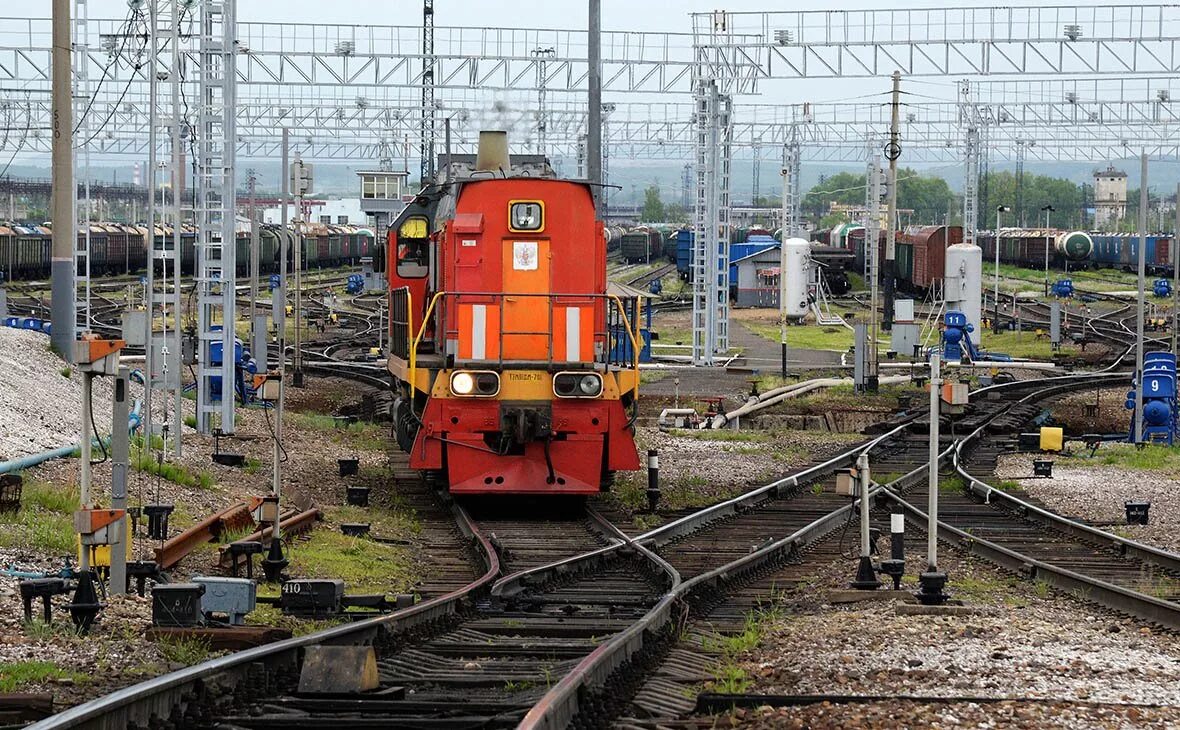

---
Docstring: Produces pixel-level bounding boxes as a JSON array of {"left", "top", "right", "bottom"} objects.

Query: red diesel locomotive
[{"left": 385, "top": 132, "right": 642, "bottom": 495}]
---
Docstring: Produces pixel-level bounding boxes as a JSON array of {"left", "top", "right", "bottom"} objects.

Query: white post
[
  {"left": 78, "top": 372, "right": 92, "bottom": 572},
  {"left": 851, "top": 451, "right": 880, "bottom": 589},
  {"left": 1135, "top": 152, "right": 1148, "bottom": 443},
  {"left": 994, "top": 210, "right": 1001, "bottom": 330},
  {"left": 926, "top": 353, "right": 941, "bottom": 568},
  {"left": 1173, "top": 181, "right": 1179, "bottom": 355},
  {"left": 1043, "top": 206, "right": 1052, "bottom": 297}
]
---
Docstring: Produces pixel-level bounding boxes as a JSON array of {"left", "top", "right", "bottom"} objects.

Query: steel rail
[
  {"left": 25, "top": 500, "right": 500, "bottom": 730},
  {"left": 517, "top": 369, "right": 1136, "bottom": 728}
]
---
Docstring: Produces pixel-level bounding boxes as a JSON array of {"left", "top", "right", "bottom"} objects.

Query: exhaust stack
[{"left": 474, "top": 130, "right": 511, "bottom": 173}]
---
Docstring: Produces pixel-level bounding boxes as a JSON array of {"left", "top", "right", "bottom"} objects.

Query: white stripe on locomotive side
[
  {"left": 471, "top": 304, "right": 487, "bottom": 360},
  {"left": 566, "top": 307, "right": 581, "bottom": 362}
]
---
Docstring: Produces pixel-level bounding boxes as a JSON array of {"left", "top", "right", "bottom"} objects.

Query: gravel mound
[
  {"left": 995, "top": 450, "right": 1180, "bottom": 553},
  {"left": 0, "top": 327, "right": 116, "bottom": 461}
]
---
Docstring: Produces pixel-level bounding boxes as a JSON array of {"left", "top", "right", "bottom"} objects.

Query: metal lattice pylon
[
  {"left": 782, "top": 127, "right": 801, "bottom": 239},
  {"left": 196, "top": 0, "right": 237, "bottom": 434},
  {"left": 691, "top": 79, "right": 732, "bottom": 364},
  {"left": 419, "top": 0, "right": 434, "bottom": 184},
  {"left": 959, "top": 80, "right": 981, "bottom": 246}
]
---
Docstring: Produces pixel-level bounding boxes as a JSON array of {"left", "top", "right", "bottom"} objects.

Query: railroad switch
[
  {"left": 346, "top": 485, "right": 371, "bottom": 507},
  {"left": 280, "top": 579, "right": 344, "bottom": 617},
  {"left": 143, "top": 504, "right": 175, "bottom": 542},
  {"left": 193, "top": 576, "right": 257, "bottom": 626},
  {"left": 1125, "top": 501, "right": 1151, "bottom": 525},
  {"left": 211, "top": 428, "right": 246, "bottom": 468},
  {"left": 916, "top": 570, "right": 949, "bottom": 606},
  {"left": 226, "top": 541, "right": 264, "bottom": 579},
  {"left": 63, "top": 570, "right": 104, "bottom": 633},
  {"left": 152, "top": 583, "right": 206, "bottom": 627},
  {"left": 877, "top": 512, "right": 906, "bottom": 591},
  {"left": 19, "top": 577, "right": 69, "bottom": 624},
  {"left": 125, "top": 560, "right": 163, "bottom": 597},
  {"left": 646, "top": 450, "right": 660, "bottom": 512}
]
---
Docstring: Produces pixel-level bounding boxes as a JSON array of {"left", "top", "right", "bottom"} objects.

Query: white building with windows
[{"left": 1093, "top": 165, "right": 1128, "bottom": 229}]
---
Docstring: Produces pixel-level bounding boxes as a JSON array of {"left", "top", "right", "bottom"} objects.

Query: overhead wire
[
  {"left": 74, "top": 8, "right": 152, "bottom": 149},
  {"left": 72, "top": 4, "right": 142, "bottom": 137}
]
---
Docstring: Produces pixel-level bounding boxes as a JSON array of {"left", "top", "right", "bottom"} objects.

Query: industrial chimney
[{"left": 474, "top": 130, "right": 511, "bottom": 173}]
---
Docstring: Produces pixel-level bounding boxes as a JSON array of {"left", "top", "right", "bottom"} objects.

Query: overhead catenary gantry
[
  {"left": 11, "top": 5, "right": 1180, "bottom": 371},
  {"left": 687, "top": 4, "right": 1180, "bottom": 364}
]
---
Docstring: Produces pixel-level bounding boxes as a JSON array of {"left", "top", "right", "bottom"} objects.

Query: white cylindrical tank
[
  {"left": 944, "top": 243, "right": 983, "bottom": 345},
  {"left": 783, "top": 237, "right": 811, "bottom": 319}
]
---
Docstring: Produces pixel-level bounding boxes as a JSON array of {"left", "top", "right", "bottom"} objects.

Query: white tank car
[
  {"left": 944, "top": 243, "right": 983, "bottom": 345},
  {"left": 783, "top": 237, "right": 812, "bottom": 319}
]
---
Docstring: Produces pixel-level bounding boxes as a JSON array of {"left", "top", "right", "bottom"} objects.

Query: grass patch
[
  {"left": 1071, "top": 443, "right": 1180, "bottom": 474},
  {"left": 938, "top": 475, "right": 967, "bottom": 493},
  {"left": 948, "top": 574, "right": 1021, "bottom": 603},
  {"left": 982, "top": 328, "right": 1078, "bottom": 360},
  {"left": 184, "top": 415, "right": 197, "bottom": 429},
  {"left": 639, "top": 369, "right": 672, "bottom": 384},
  {"left": 745, "top": 321, "right": 856, "bottom": 352},
  {"left": 284, "top": 529, "right": 418, "bottom": 594},
  {"left": 244, "top": 457, "right": 262, "bottom": 474},
  {"left": 292, "top": 413, "right": 385, "bottom": 451},
  {"left": 0, "top": 661, "right": 86, "bottom": 692},
  {"left": 59, "top": 366, "right": 72, "bottom": 378},
  {"left": 132, "top": 452, "right": 216, "bottom": 490},
  {"left": 155, "top": 635, "right": 212, "bottom": 666},
  {"left": 0, "top": 480, "right": 79, "bottom": 553},
  {"left": 704, "top": 609, "right": 779, "bottom": 695}
]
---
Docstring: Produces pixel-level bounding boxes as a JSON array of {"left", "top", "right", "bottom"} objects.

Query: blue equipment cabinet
[
  {"left": 941, "top": 310, "right": 979, "bottom": 362},
  {"left": 1126, "top": 351, "right": 1178, "bottom": 444},
  {"left": 1051, "top": 279, "right": 1074, "bottom": 298}
]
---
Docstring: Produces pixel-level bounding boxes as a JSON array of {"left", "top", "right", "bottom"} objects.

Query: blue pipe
[{"left": 0, "top": 398, "right": 143, "bottom": 475}]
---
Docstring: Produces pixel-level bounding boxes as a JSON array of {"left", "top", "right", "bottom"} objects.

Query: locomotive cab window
[
  {"left": 508, "top": 201, "right": 544, "bottom": 233},
  {"left": 396, "top": 215, "right": 430, "bottom": 278}
]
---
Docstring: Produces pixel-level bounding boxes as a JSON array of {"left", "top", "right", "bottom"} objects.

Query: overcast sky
[
  {"left": 11, "top": 2, "right": 1174, "bottom": 183},
  {"left": 67, "top": 1, "right": 976, "bottom": 31}
]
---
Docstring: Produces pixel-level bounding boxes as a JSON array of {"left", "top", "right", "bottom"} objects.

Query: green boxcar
[{"left": 895, "top": 241, "right": 914, "bottom": 282}]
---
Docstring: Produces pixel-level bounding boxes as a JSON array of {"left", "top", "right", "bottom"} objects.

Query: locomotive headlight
[
  {"left": 449, "top": 370, "right": 499, "bottom": 397},
  {"left": 553, "top": 371, "right": 602, "bottom": 398},
  {"left": 450, "top": 372, "right": 475, "bottom": 395},
  {"left": 579, "top": 375, "right": 602, "bottom": 396}
]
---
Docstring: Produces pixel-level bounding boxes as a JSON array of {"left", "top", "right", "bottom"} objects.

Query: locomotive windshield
[{"left": 397, "top": 215, "right": 430, "bottom": 278}]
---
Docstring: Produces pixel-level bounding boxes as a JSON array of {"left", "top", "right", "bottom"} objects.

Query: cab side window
[{"left": 396, "top": 216, "right": 430, "bottom": 278}]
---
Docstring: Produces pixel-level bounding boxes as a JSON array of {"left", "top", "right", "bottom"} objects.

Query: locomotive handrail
[{"left": 407, "top": 290, "right": 642, "bottom": 398}]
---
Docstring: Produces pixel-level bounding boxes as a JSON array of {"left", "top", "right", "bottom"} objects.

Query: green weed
[
  {"left": 284, "top": 529, "right": 418, "bottom": 594},
  {"left": 59, "top": 366, "right": 72, "bottom": 378},
  {"left": 293, "top": 413, "right": 385, "bottom": 451},
  {"left": 155, "top": 635, "right": 212, "bottom": 666},
  {"left": 132, "top": 453, "right": 216, "bottom": 490},
  {"left": 709, "top": 665, "right": 751, "bottom": 694},
  {"left": 0, "top": 480, "right": 79, "bottom": 553},
  {"left": 0, "top": 660, "right": 86, "bottom": 692},
  {"left": 504, "top": 679, "right": 537, "bottom": 692}
]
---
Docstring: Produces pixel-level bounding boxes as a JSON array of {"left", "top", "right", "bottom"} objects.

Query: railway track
[{"left": 27, "top": 311, "right": 1180, "bottom": 729}]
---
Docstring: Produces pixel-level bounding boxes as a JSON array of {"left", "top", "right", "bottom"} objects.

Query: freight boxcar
[
  {"left": 620, "top": 227, "right": 663, "bottom": 263},
  {"left": 896, "top": 225, "right": 963, "bottom": 291}
]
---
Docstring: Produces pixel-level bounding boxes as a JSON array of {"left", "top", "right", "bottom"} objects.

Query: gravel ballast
[
  {"left": 707, "top": 546, "right": 1180, "bottom": 729},
  {"left": 0, "top": 327, "right": 116, "bottom": 460},
  {"left": 994, "top": 448, "right": 1180, "bottom": 553}
]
